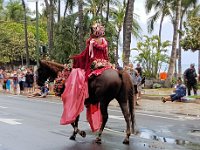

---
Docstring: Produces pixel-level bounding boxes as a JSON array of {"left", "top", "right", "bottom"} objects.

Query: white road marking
[
  {"left": 0, "top": 106, "right": 7, "bottom": 109},
  {"left": 136, "top": 112, "right": 183, "bottom": 121},
  {"left": 6, "top": 95, "right": 62, "bottom": 105},
  {"left": 109, "top": 115, "right": 125, "bottom": 120},
  {"left": 108, "top": 109, "right": 181, "bottom": 121},
  {"left": 0, "top": 118, "right": 22, "bottom": 125},
  {"left": 105, "top": 127, "right": 123, "bottom": 134}
]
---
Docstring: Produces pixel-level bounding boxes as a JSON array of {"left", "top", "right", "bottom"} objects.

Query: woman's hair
[{"left": 90, "top": 22, "right": 105, "bottom": 37}]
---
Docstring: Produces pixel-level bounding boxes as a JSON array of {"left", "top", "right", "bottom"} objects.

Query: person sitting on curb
[
  {"left": 161, "top": 77, "right": 186, "bottom": 103},
  {"left": 27, "top": 82, "right": 49, "bottom": 98}
]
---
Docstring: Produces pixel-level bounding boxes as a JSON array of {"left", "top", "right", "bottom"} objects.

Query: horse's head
[{"left": 36, "top": 60, "right": 64, "bottom": 86}]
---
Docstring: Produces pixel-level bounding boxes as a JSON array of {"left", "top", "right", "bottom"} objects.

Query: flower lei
[{"left": 90, "top": 59, "right": 112, "bottom": 70}]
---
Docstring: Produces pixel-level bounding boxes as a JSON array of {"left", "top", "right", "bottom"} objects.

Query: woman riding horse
[
  {"left": 38, "top": 22, "right": 135, "bottom": 144},
  {"left": 60, "top": 22, "right": 111, "bottom": 131}
]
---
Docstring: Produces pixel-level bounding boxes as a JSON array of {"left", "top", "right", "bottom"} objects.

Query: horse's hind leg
[
  {"left": 118, "top": 100, "right": 131, "bottom": 144},
  {"left": 69, "top": 115, "right": 86, "bottom": 140},
  {"left": 96, "top": 102, "right": 109, "bottom": 144}
]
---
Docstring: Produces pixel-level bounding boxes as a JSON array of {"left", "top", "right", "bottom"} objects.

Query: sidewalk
[{"left": 109, "top": 88, "right": 200, "bottom": 117}]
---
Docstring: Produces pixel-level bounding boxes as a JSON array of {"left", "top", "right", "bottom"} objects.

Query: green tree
[
  {"left": 181, "top": 17, "right": 200, "bottom": 51},
  {"left": 132, "top": 35, "right": 170, "bottom": 78},
  {"left": 145, "top": 0, "right": 172, "bottom": 41},
  {"left": 110, "top": 3, "right": 141, "bottom": 64},
  {"left": 0, "top": 21, "right": 47, "bottom": 65},
  {"left": 178, "top": 0, "right": 197, "bottom": 76},
  {"left": 4, "top": 0, "right": 24, "bottom": 22}
]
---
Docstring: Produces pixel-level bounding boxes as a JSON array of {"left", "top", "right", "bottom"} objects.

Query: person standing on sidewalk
[
  {"left": 125, "top": 63, "right": 139, "bottom": 105},
  {"left": 183, "top": 63, "right": 197, "bottom": 96}
]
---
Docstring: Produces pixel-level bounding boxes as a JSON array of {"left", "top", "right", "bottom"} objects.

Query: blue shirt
[{"left": 175, "top": 84, "right": 186, "bottom": 97}]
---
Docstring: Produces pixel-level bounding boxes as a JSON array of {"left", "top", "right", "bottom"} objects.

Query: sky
[{"left": 25, "top": 0, "right": 199, "bottom": 72}]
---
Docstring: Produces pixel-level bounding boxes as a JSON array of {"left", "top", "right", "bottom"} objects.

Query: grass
[{"left": 188, "top": 95, "right": 200, "bottom": 99}]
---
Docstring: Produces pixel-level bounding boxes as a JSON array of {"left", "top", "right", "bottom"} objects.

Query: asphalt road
[{"left": 0, "top": 93, "right": 200, "bottom": 150}]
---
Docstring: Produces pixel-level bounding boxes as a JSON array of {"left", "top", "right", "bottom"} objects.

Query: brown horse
[{"left": 37, "top": 60, "right": 135, "bottom": 144}]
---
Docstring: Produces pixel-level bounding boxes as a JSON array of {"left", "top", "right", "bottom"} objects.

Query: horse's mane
[
  {"left": 40, "top": 60, "right": 64, "bottom": 73},
  {"left": 37, "top": 60, "right": 65, "bottom": 86}
]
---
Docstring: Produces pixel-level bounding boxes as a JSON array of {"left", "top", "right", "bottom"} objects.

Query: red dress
[
  {"left": 60, "top": 37, "right": 109, "bottom": 132},
  {"left": 72, "top": 36, "right": 109, "bottom": 79}
]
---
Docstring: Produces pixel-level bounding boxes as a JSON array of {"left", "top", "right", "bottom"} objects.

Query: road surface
[{"left": 0, "top": 93, "right": 200, "bottom": 150}]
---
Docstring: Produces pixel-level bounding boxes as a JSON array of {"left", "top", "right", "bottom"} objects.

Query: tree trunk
[
  {"left": 106, "top": 0, "right": 110, "bottom": 22},
  {"left": 123, "top": 0, "right": 134, "bottom": 67},
  {"left": 44, "top": 0, "right": 54, "bottom": 55},
  {"left": 198, "top": 50, "right": 200, "bottom": 80},
  {"left": 58, "top": 0, "right": 60, "bottom": 22},
  {"left": 78, "top": 0, "right": 84, "bottom": 52},
  {"left": 159, "top": 13, "right": 164, "bottom": 42},
  {"left": 49, "top": 0, "right": 54, "bottom": 54},
  {"left": 178, "top": 10, "right": 185, "bottom": 77},
  {"left": 22, "top": 0, "right": 29, "bottom": 67},
  {"left": 164, "top": 0, "right": 181, "bottom": 87},
  {"left": 115, "top": 30, "right": 120, "bottom": 65}
]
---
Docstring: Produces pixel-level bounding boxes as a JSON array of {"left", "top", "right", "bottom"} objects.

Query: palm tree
[
  {"left": 63, "top": 0, "right": 75, "bottom": 18},
  {"left": 84, "top": 0, "right": 105, "bottom": 18},
  {"left": 145, "top": 0, "right": 172, "bottom": 42},
  {"left": 123, "top": 0, "right": 134, "bottom": 66},
  {"left": 186, "top": 4, "right": 200, "bottom": 74},
  {"left": 22, "top": 0, "right": 29, "bottom": 66},
  {"left": 44, "top": 0, "right": 54, "bottom": 54},
  {"left": 178, "top": 0, "right": 197, "bottom": 76},
  {"left": 164, "top": 0, "right": 182, "bottom": 87},
  {"left": 5, "top": 0, "right": 24, "bottom": 22},
  {"left": 78, "top": 0, "right": 84, "bottom": 52},
  {"left": 110, "top": 3, "right": 141, "bottom": 65}
]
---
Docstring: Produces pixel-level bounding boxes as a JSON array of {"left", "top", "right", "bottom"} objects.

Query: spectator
[
  {"left": 162, "top": 77, "right": 186, "bottom": 103},
  {"left": 126, "top": 63, "right": 139, "bottom": 106},
  {"left": 18, "top": 72, "right": 25, "bottom": 94},
  {"left": 5, "top": 74, "right": 11, "bottom": 93},
  {"left": 0, "top": 69, "right": 4, "bottom": 91},
  {"left": 135, "top": 63, "right": 142, "bottom": 76},
  {"left": 184, "top": 63, "right": 197, "bottom": 96},
  {"left": 25, "top": 69, "right": 34, "bottom": 93},
  {"left": 12, "top": 72, "right": 19, "bottom": 95},
  {"left": 137, "top": 72, "right": 142, "bottom": 100},
  {"left": 28, "top": 83, "right": 49, "bottom": 98},
  {"left": 136, "top": 63, "right": 145, "bottom": 85}
]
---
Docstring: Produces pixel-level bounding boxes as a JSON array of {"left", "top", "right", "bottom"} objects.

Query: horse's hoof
[
  {"left": 123, "top": 139, "right": 129, "bottom": 145},
  {"left": 69, "top": 135, "right": 76, "bottom": 141},
  {"left": 95, "top": 138, "right": 102, "bottom": 144},
  {"left": 80, "top": 131, "right": 86, "bottom": 138}
]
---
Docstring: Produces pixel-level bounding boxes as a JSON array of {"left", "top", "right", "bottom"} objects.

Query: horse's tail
[{"left": 121, "top": 71, "right": 135, "bottom": 134}]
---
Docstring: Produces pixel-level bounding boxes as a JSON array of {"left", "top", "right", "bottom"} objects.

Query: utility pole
[{"left": 36, "top": 0, "right": 40, "bottom": 67}]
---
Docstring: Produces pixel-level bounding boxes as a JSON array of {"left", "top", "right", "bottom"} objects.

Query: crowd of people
[
  {"left": 1, "top": 62, "right": 198, "bottom": 104},
  {"left": 0, "top": 66, "right": 35, "bottom": 94},
  {"left": 0, "top": 66, "right": 49, "bottom": 98}
]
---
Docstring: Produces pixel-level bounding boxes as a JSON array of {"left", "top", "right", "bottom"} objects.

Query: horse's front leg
[
  {"left": 69, "top": 115, "right": 86, "bottom": 141},
  {"left": 96, "top": 103, "right": 108, "bottom": 144}
]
